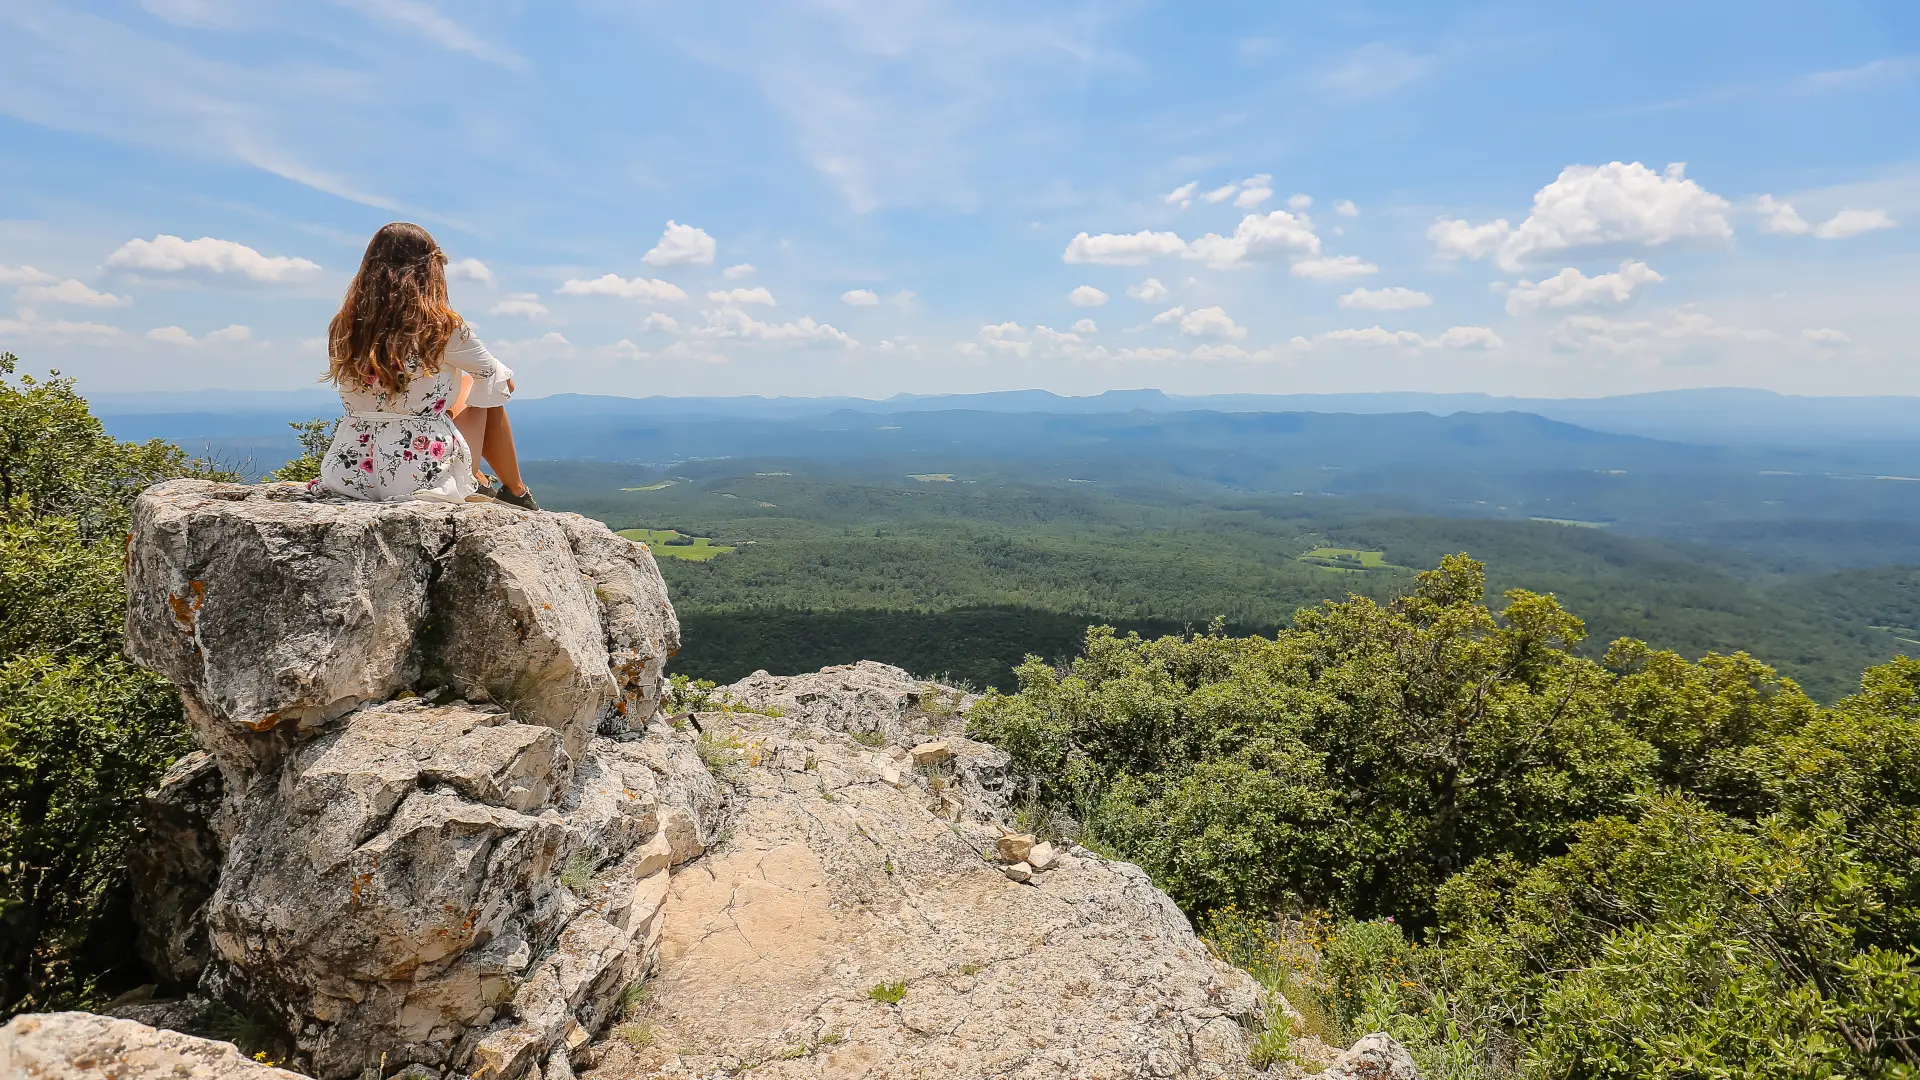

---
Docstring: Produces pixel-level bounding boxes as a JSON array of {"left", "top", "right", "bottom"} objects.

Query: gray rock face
[
  {"left": 588, "top": 664, "right": 1264, "bottom": 1080},
  {"left": 125, "top": 481, "right": 677, "bottom": 773},
  {"left": 0, "top": 1012, "right": 302, "bottom": 1079},
  {"left": 122, "top": 481, "right": 689, "bottom": 1080},
  {"left": 1316, "top": 1033, "right": 1422, "bottom": 1079}
]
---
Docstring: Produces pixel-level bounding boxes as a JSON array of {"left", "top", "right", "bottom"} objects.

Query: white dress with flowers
[{"left": 314, "top": 327, "right": 513, "bottom": 502}]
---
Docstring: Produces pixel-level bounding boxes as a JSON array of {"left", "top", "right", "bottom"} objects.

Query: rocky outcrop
[
  {"left": 116, "top": 481, "right": 689, "bottom": 1079},
  {"left": 0, "top": 1011, "right": 303, "bottom": 1079},
  {"left": 45, "top": 480, "right": 1417, "bottom": 1080},
  {"left": 589, "top": 662, "right": 1264, "bottom": 1079}
]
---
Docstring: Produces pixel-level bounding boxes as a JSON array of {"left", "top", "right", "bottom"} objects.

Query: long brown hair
[{"left": 327, "top": 222, "right": 464, "bottom": 393}]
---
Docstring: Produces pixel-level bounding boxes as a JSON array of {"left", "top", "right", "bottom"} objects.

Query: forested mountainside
[{"left": 532, "top": 459, "right": 1920, "bottom": 702}]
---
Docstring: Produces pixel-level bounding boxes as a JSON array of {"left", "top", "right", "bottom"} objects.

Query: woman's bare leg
[
  {"left": 482, "top": 406, "right": 528, "bottom": 496},
  {"left": 453, "top": 407, "right": 490, "bottom": 484}
]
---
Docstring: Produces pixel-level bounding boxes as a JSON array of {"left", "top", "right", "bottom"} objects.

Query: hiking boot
[{"left": 496, "top": 486, "right": 541, "bottom": 511}]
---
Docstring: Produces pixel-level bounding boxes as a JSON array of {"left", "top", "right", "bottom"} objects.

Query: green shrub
[
  {"left": 0, "top": 354, "right": 229, "bottom": 1013},
  {"left": 982, "top": 547, "right": 1920, "bottom": 1077}
]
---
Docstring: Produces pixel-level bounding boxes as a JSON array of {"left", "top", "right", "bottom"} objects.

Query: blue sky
[{"left": 1, "top": 0, "right": 1915, "bottom": 399}]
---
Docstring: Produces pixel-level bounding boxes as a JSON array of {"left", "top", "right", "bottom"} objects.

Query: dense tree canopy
[{"left": 971, "top": 557, "right": 1920, "bottom": 1078}]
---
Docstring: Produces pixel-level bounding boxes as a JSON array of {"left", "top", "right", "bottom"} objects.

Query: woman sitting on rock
[{"left": 313, "top": 221, "right": 540, "bottom": 508}]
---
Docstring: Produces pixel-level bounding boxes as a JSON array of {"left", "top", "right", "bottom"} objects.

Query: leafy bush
[
  {"left": 262, "top": 417, "right": 337, "bottom": 483},
  {"left": 984, "top": 551, "right": 1920, "bottom": 1077},
  {"left": 971, "top": 556, "right": 1655, "bottom": 922},
  {"left": 0, "top": 354, "right": 229, "bottom": 1013}
]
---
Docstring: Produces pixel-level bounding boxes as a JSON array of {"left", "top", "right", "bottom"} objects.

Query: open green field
[
  {"left": 616, "top": 528, "right": 736, "bottom": 560},
  {"left": 1297, "top": 547, "right": 1404, "bottom": 572}
]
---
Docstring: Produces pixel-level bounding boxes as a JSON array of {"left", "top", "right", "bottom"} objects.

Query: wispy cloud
[{"left": 328, "top": 0, "right": 527, "bottom": 71}]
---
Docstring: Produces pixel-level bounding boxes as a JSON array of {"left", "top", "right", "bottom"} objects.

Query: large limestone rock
[
  {"left": 588, "top": 664, "right": 1264, "bottom": 1080},
  {"left": 0, "top": 1012, "right": 303, "bottom": 1079},
  {"left": 125, "top": 481, "right": 676, "bottom": 771},
  {"left": 122, "top": 481, "right": 689, "bottom": 1079}
]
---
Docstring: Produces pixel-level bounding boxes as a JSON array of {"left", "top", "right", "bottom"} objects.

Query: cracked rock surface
[
  {"left": 0, "top": 1012, "right": 304, "bottom": 1079},
  {"left": 588, "top": 662, "right": 1264, "bottom": 1080},
  {"left": 111, "top": 481, "right": 693, "bottom": 1080}
]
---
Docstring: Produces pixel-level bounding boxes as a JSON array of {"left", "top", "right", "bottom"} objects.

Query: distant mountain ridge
[{"left": 89, "top": 386, "right": 1920, "bottom": 448}]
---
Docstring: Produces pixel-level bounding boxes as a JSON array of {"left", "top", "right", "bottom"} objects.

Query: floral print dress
[{"left": 313, "top": 327, "right": 513, "bottom": 502}]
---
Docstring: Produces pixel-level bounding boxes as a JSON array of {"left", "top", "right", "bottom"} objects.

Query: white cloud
[
  {"left": 722, "top": 263, "right": 756, "bottom": 280},
  {"left": 1755, "top": 195, "right": 1810, "bottom": 235},
  {"left": 1163, "top": 181, "right": 1198, "bottom": 209},
  {"left": 1297, "top": 325, "right": 1501, "bottom": 350},
  {"left": 0, "top": 311, "right": 121, "bottom": 339},
  {"left": 699, "top": 308, "right": 855, "bottom": 347},
  {"left": 640, "top": 312, "right": 679, "bottom": 332},
  {"left": 1065, "top": 212, "right": 1321, "bottom": 269},
  {"left": 1063, "top": 230, "right": 1188, "bottom": 266},
  {"left": 19, "top": 279, "right": 130, "bottom": 307},
  {"left": 1335, "top": 200, "right": 1359, "bottom": 217},
  {"left": 1435, "top": 325, "right": 1504, "bottom": 349},
  {"left": 642, "top": 221, "right": 717, "bottom": 267},
  {"left": 1154, "top": 305, "right": 1246, "bottom": 340},
  {"left": 1429, "top": 217, "right": 1512, "bottom": 261},
  {"left": 609, "top": 339, "right": 648, "bottom": 360},
  {"left": 0, "top": 266, "right": 54, "bottom": 285},
  {"left": 1505, "top": 260, "right": 1663, "bottom": 315},
  {"left": 1201, "top": 183, "right": 1239, "bottom": 204},
  {"left": 1189, "top": 210, "right": 1322, "bottom": 268},
  {"left": 1292, "top": 255, "right": 1378, "bottom": 280},
  {"left": 961, "top": 320, "right": 1114, "bottom": 362},
  {"left": 1127, "top": 278, "right": 1170, "bottom": 302},
  {"left": 1234, "top": 176, "right": 1274, "bottom": 209},
  {"left": 557, "top": 274, "right": 689, "bottom": 302},
  {"left": 707, "top": 287, "right": 776, "bottom": 306},
  {"left": 488, "top": 293, "right": 550, "bottom": 319},
  {"left": 1287, "top": 193, "right": 1313, "bottom": 211},
  {"left": 841, "top": 289, "right": 880, "bottom": 306},
  {"left": 1753, "top": 197, "right": 1896, "bottom": 239},
  {"left": 1069, "top": 285, "right": 1109, "bottom": 307},
  {"left": 447, "top": 257, "right": 493, "bottom": 282},
  {"left": 146, "top": 323, "right": 250, "bottom": 344},
  {"left": 1802, "top": 327, "right": 1852, "bottom": 344},
  {"left": 1550, "top": 312, "right": 1777, "bottom": 355},
  {"left": 1430, "top": 162, "right": 1732, "bottom": 271},
  {"left": 1320, "top": 327, "right": 1426, "bottom": 348},
  {"left": 1340, "top": 286, "right": 1433, "bottom": 310},
  {"left": 491, "top": 332, "right": 577, "bottom": 361},
  {"left": 1813, "top": 208, "right": 1897, "bottom": 239},
  {"left": 107, "top": 235, "right": 322, "bottom": 282}
]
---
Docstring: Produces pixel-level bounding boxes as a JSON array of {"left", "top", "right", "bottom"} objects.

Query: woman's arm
[
  {"left": 451, "top": 372, "right": 474, "bottom": 416},
  {"left": 442, "top": 326, "right": 510, "bottom": 380}
]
